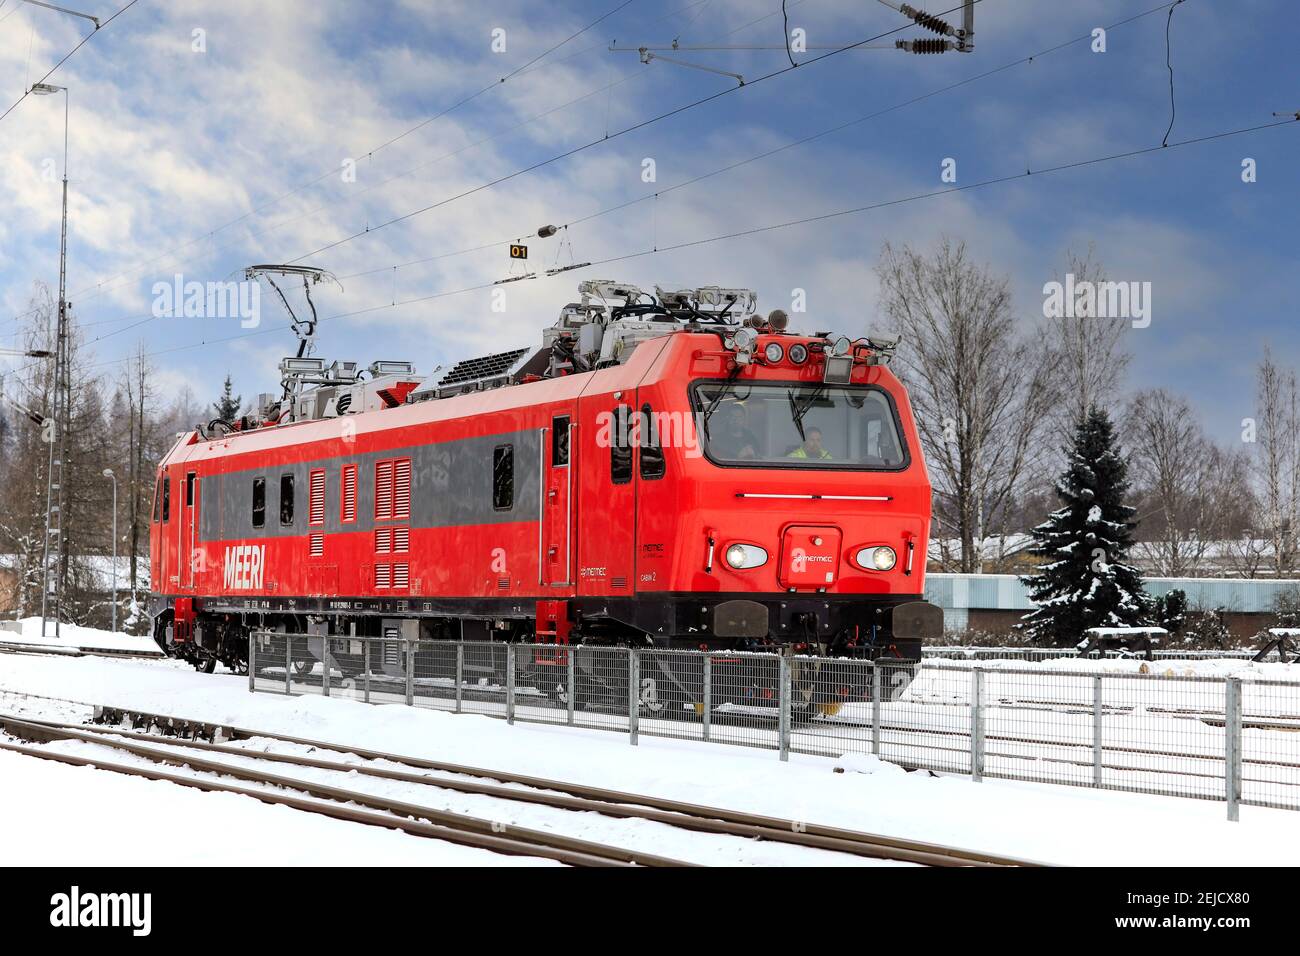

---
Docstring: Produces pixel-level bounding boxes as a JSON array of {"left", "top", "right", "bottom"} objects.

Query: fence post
[
  {"left": 778, "top": 653, "right": 791, "bottom": 762},
  {"left": 455, "top": 642, "right": 464, "bottom": 714},
  {"left": 1225, "top": 677, "right": 1242, "bottom": 822},
  {"left": 566, "top": 649, "right": 575, "bottom": 726},
  {"left": 506, "top": 643, "right": 516, "bottom": 725},
  {"left": 971, "top": 667, "right": 984, "bottom": 782},
  {"left": 1092, "top": 674, "right": 1103, "bottom": 787},
  {"left": 247, "top": 632, "right": 255, "bottom": 694},
  {"left": 702, "top": 654, "right": 712, "bottom": 742},
  {"left": 363, "top": 639, "right": 370, "bottom": 704},
  {"left": 628, "top": 648, "right": 639, "bottom": 746},
  {"left": 284, "top": 633, "right": 291, "bottom": 695},
  {"left": 405, "top": 639, "right": 414, "bottom": 706},
  {"left": 322, "top": 637, "right": 330, "bottom": 697},
  {"left": 871, "top": 663, "right": 882, "bottom": 756}
]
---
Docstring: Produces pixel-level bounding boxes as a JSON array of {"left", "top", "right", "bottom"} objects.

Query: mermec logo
[{"left": 50, "top": 887, "right": 151, "bottom": 936}]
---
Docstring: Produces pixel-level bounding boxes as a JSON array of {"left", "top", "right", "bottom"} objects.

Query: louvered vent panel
[
  {"left": 375, "top": 461, "right": 394, "bottom": 520},
  {"left": 341, "top": 465, "right": 357, "bottom": 523},
  {"left": 375, "top": 528, "right": 392, "bottom": 554},
  {"left": 394, "top": 458, "right": 411, "bottom": 520},
  {"left": 309, "top": 469, "right": 326, "bottom": 526},
  {"left": 375, "top": 564, "right": 391, "bottom": 589},
  {"left": 393, "top": 527, "right": 409, "bottom": 553},
  {"left": 393, "top": 564, "right": 409, "bottom": 589},
  {"left": 310, "top": 533, "right": 324, "bottom": 557}
]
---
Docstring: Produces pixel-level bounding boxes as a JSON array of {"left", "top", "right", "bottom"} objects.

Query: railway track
[{"left": 0, "top": 708, "right": 1030, "bottom": 868}]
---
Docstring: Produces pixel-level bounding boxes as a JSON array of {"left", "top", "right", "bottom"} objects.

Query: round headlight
[
  {"left": 763, "top": 342, "right": 784, "bottom": 364},
  {"left": 788, "top": 343, "right": 808, "bottom": 364},
  {"left": 830, "top": 335, "right": 852, "bottom": 357},
  {"left": 725, "top": 543, "right": 769, "bottom": 570},
  {"left": 733, "top": 327, "right": 757, "bottom": 350},
  {"left": 855, "top": 546, "right": 896, "bottom": 571}
]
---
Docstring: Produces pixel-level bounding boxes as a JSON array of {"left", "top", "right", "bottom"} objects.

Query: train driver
[{"left": 788, "top": 426, "right": 833, "bottom": 460}]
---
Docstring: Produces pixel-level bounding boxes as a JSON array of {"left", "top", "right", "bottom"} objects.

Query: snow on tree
[{"left": 1018, "top": 405, "right": 1151, "bottom": 645}]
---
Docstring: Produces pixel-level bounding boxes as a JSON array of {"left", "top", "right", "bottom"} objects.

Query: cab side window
[
  {"left": 611, "top": 404, "right": 633, "bottom": 485},
  {"left": 252, "top": 477, "right": 266, "bottom": 529},
  {"left": 640, "top": 404, "right": 665, "bottom": 480}
]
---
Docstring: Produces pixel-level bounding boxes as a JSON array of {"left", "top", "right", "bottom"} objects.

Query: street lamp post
[
  {"left": 31, "top": 81, "right": 68, "bottom": 641},
  {"left": 103, "top": 468, "right": 117, "bottom": 634}
]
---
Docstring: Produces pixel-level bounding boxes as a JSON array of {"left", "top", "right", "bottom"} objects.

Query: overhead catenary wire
[
  {"left": 281, "top": 0, "right": 988, "bottom": 267},
  {"left": 2, "top": 0, "right": 760, "bottom": 330},
  {"left": 0, "top": 0, "right": 139, "bottom": 125},
  {"left": 58, "top": 113, "right": 1297, "bottom": 379},
  {"left": 322, "top": 2, "right": 1188, "bottom": 282},
  {"left": 3, "top": 0, "right": 1197, "bottom": 361}
]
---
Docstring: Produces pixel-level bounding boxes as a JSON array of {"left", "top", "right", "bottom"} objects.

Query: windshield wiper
[
  {"left": 700, "top": 367, "right": 743, "bottom": 438},
  {"left": 788, "top": 384, "right": 826, "bottom": 441}
]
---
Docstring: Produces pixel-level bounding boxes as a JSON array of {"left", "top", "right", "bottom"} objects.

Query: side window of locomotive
[
  {"left": 153, "top": 478, "right": 162, "bottom": 523},
  {"left": 639, "top": 404, "right": 665, "bottom": 480},
  {"left": 552, "top": 416, "right": 569, "bottom": 467},
  {"left": 252, "top": 477, "right": 266, "bottom": 529},
  {"left": 280, "top": 473, "right": 295, "bottom": 526},
  {"left": 185, "top": 473, "right": 196, "bottom": 507},
  {"left": 493, "top": 444, "right": 514, "bottom": 511},
  {"left": 611, "top": 404, "right": 633, "bottom": 485},
  {"left": 161, "top": 476, "right": 171, "bottom": 523}
]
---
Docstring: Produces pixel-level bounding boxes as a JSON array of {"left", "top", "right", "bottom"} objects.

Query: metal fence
[
  {"left": 924, "top": 646, "right": 1264, "bottom": 661},
  {"left": 248, "top": 632, "right": 1300, "bottom": 819}
]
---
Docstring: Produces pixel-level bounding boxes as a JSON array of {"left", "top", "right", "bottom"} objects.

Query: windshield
[{"left": 692, "top": 381, "right": 908, "bottom": 469}]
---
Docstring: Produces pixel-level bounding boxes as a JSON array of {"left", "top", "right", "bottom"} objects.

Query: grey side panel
[{"left": 201, "top": 430, "right": 541, "bottom": 543}]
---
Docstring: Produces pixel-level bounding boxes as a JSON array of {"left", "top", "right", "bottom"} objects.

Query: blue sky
[{"left": 1, "top": 0, "right": 1296, "bottom": 444}]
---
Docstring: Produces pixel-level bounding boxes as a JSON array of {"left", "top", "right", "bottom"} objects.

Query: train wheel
[{"left": 193, "top": 655, "right": 216, "bottom": 674}]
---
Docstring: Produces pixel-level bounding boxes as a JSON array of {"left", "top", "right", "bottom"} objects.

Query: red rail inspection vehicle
[{"left": 149, "top": 280, "right": 941, "bottom": 714}]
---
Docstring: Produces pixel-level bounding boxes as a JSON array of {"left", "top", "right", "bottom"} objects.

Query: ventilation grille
[
  {"left": 341, "top": 465, "right": 357, "bottom": 522},
  {"left": 375, "top": 461, "right": 393, "bottom": 520},
  {"left": 309, "top": 469, "right": 326, "bottom": 526},
  {"left": 375, "top": 528, "right": 392, "bottom": 554},
  {"left": 394, "top": 459, "right": 411, "bottom": 520},
  {"left": 375, "top": 564, "right": 391, "bottom": 589},
  {"left": 393, "top": 527, "right": 409, "bottom": 552},
  {"left": 437, "top": 347, "right": 530, "bottom": 386},
  {"left": 310, "top": 533, "right": 324, "bottom": 557},
  {"left": 393, "top": 563, "right": 409, "bottom": 589},
  {"left": 611, "top": 576, "right": 628, "bottom": 589},
  {"left": 497, "top": 578, "right": 511, "bottom": 590}
]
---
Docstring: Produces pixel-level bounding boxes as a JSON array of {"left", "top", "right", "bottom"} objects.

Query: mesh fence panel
[
  {"left": 569, "top": 645, "right": 632, "bottom": 734},
  {"left": 246, "top": 634, "right": 1300, "bottom": 814},
  {"left": 1240, "top": 679, "right": 1300, "bottom": 811}
]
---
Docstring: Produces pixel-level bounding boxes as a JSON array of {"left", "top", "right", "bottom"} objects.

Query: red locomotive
[{"left": 149, "top": 280, "right": 940, "bottom": 711}]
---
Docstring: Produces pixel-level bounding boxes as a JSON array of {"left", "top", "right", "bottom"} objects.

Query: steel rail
[
  {"left": 0, "top": 716, "right": 687, "bottom": 867},
  {"left": 14, "top": 715, "right": 992, "bottom": 865},
  {"left": 14, "top": 709, "right": 1033, "bottom": 866}
]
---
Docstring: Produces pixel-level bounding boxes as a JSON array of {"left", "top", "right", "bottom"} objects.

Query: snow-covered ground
[
  {"left": 4, "top": 650, "right": 1300, "bottom": 865},
  {"left": 0, "top": 616, "right": 160, "bottom": 657}
]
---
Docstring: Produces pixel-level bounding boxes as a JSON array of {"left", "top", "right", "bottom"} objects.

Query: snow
[
  {"left": 0, "top": 746, "right": 551, "bottom": 867},
  {"left": 0, "top": 616, "right": 161, "bottom": 657},
  {"left": 4, "top": 645, "right": 1300, "bottom": 866}
]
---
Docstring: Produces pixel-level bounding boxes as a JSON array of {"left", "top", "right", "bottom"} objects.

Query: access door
[
  {"left": 542, "top": 412, "right": 575, "bottom": 589},
  {"left": 180, "top": 471, "right": 200, "bottom": 591}
]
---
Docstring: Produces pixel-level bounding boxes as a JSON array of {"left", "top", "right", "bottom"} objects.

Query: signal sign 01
[{"left": 509, "top": 244, "right": 528, "bottom": 260}]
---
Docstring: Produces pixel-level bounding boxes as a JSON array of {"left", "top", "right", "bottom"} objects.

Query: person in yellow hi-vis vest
[{"left": 788, "top": 427, "right": 833, "bottom": 460}]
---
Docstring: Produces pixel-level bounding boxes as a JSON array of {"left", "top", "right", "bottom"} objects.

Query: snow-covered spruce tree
[{"left": 1018, "top": 406, "right": 1151, "bottom": 645}]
